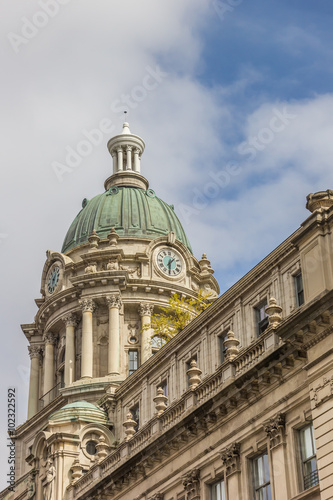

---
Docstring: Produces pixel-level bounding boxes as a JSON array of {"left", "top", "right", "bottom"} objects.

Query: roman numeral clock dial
[{"left": 156, "top": 248, "right": 183, "bottom": 277}]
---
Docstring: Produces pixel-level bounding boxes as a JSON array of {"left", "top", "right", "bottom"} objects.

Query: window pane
[
  {"left": 300, "top": 426, "right": 314, "bottom": 459},
  {"left": 212, "top": 479, "right": 225, "bottom": 500}
]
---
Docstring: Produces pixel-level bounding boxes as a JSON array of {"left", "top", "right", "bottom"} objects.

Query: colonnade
[
  {"left": 111, "top": 146, "right": 141, "bottom": 174},
  {"left": 27, "top": 296, "right": 154, "bottom": 418}
]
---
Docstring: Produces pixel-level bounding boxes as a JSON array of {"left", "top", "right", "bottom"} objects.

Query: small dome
[
  {"left": 49, "top": 400, "right": 108, "bottom": 424},
  {"left": 62, "top": 186, "right": 192, "bottom": 253}
]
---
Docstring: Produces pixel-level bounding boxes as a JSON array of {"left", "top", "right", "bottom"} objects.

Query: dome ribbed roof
[{"left": 62, "top": 186, "right": 192, "bottom": 253}]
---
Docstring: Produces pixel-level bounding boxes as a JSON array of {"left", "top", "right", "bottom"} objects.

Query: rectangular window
[
  {"left": 211, "top": 478, "right": 225, "bottom": 500},
  {"left": 253, "top": 452, "right": 271, "bottom": 500},
  {"left": 299, "top": 424, "right": 319, "bottom": 490},
  {"left": 130, "top": 403, "right": 139, "bottom": 432},
  {"left": 128, "top": 350, "right": 138, "bottom": 375},
  {"left": 219, "top": 332, "right": 228, "bottom": 364},
  {"left": 255, "top": 301, "right": 269, "bottom": 336},
  {"left": 295, "top": 273, "right": 304, "bottom": 307}
]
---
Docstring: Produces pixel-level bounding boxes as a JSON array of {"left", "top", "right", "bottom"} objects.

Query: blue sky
[{"left": 1, "top": 0, "right": 333, "bottom": 488}]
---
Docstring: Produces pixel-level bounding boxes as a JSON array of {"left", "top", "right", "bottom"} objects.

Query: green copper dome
[{"left": 62, "top": 186, "right": 192, "bottom": 253}]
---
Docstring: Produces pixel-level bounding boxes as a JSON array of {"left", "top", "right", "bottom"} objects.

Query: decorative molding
[
  {"left": 264, "top": 412, "right": 286, "bottom": 448},
  {"left": 139, "top": 303, "right": 154, "bottom": 317},
  {"left": 311, "top": 375, "right": 333, "bottom": 408},
  {"left": 62, "top": 313, "right": 78, "bottom": 328},
  {"left": 106, "top": 295, "right": 122, "bottom": 309},
  {"left": 220, "top": 442, "right": 241, "bottom": 477},
  {"left": 79, "top": 298, "right": 96, "bottom": 313},
  {"left": 182, "top": 468, "right": 200, "bottom": 500}
]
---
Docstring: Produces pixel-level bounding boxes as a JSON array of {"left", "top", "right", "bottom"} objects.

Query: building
[{"left": 2, "top": 123, "right": 333, "bottom": 500}]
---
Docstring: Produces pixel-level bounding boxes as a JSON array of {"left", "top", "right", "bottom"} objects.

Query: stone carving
[
  {"left": 106, "top": 295, "right": 122, "bottom": 309},
  {"left": 62, "top": 313, "right": 78, "bottom": 327},
  {"left": 27, "top": 472, "right": 36, "bottom": 498},
  {"left": 43, "top": 333, "right": 57, "bottom": 346},
  {"left": 182, "top": 468, "right": 200, "bottom": 500},
  {"left": 265, "top": 297, "right": 283, "bottom": 328},
  {"left": 220, "top": 442, "right": 241, "bottom": 477},
  {"left": 120, "top": 264, "right": 141, "bottom": 278},
  {"left": 224, "top": 330, "right": 240, "bottom": 361},
  {"left": 123, "top": 412, "right": 137, "bottom": 441},
  {"left": 43, "top": 459, "right": 56, "bottom": 500},
  {"left": 153, "top": 387, "right": 168, "bottom": 416},
  {"left": 311, "top": 375, "right": 333, "bottom": 408},
  {"left": 107, "top": 227, "right": 119, "bottom": 246},
  {"left": 106, "top": 259, "right": 119, "bottom": 271},
  {"left": 88, "top": 229, "right": 100, "bottom": 249},
  {"left": 28, "top": 345, "right": 41, "bottom": 359},
  {"left": 187, "top": 360, "right": 202, "bottom": 390},
  {"left": 84, "top": 262, "right": 97, "bottom": 274},
  {"left": 79, "top": 298, "right": 95, "bottom": 313},
  {"left": 139, "top": 303, "right": 154, "bottom": 317},
  {"left": 70, "top": 458, "right": 83, "bottom": 482},
  {"left": 96, "top": 435, "right": 111, "bottom": 462},
  {"left": 264, "top": 413, "right": 286, "bottom": 448}
]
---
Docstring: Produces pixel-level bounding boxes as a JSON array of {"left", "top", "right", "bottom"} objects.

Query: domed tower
[{"left": 15, "top": 123, "right": 219, "bottom": 499}]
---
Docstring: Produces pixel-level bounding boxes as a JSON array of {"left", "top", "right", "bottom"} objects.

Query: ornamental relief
[{"left": 311, "top": 375, "right": 333, "bottom": 408}]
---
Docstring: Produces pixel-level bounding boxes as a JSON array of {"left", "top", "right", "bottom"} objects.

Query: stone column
[
  {"left": 106, "top": 295, "right": 122, "bottom": 375},
  {"left": 126, "top": 145, "right": 132, "bottom": 170},
  {"left": 264, "top": 413, "right": 289, "bottom": 500},
  {"left": 220, "top": 443, "right": 241, "bottom": 499},
  {"left": 139, "top": 303, "right": 154, "bottom": 364},
  {"left": 117, "top": 147, "right": 123, "bottom": 171},
  {"left": 79, "top": 298, "right": 95, "bottom": 379},
  {"left": 27, "top": 345, "right": 41, "bottom": 419},
  {"left": 63, "top": 314, "right": 77, "bottom": 386},
  {"left": 133, "top": 148, "right": 140, "bottom": 172},
  {"left": 111, "top": 150, "right": 118, "bottom": 174},
  {"left": 43, "top": 333, "right": 57, "bottom": 400}
]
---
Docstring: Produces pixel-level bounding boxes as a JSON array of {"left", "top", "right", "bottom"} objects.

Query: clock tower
[{"left": 11, "top": 122, "right": 219, "bottom": 500}]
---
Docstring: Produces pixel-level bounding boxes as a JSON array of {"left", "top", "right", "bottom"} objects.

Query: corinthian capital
[
  {"left": 139, "top": 303, "right": 154, "bottom": 317},
  {"left": 43, "top": 332, "right": 58, "bottom": 346},
  {"left": 79, "top": 298, "right": 96, "bottom": 313},
  {"left": 28, "top": 345, "right": 41, "bottom": 359},
  {"left": 62, "top": 313, "right": 78, "bottom": 327},
  {"left": 106, "top": 295, "right": 122, "bottom": 309}
]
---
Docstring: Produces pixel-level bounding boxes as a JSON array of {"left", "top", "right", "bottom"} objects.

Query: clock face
[
  {"left": 47, "top": 265, "right": 60, "bottom": 294},
  {"left": 157, "top": 248, "right": 183, "bottom": 277}
]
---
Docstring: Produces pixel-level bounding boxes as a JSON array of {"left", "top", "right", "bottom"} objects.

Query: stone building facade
[{"left": 1, "top": 123, "right": 333, "bottom": 500}]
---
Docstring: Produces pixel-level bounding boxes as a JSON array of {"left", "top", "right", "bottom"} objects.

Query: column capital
[
  {"left": 62, "top": 313, "right": 78, "bottom": 327},
  {"left": 220, "top": 442, "right": 241, "bottom": 477},
  {"left": 106, "top": 295, "right": 122, "bottom": 309},
  {"left": 139, "top": 303, "right": 154, "bottom": 317},
  {"left": 43, "top": 332, "right": 57, "bottom": 346},
  {"left": 28, "top": 345, "right": 42, "bottom": 359},
  {"left": 264, "top": 412, "right": 286, "bottom": 448},
  {"left": 79, "top": 298, "right": 96, "bottom": 313},
  {"left": 182, "top": 468, "right": 200, "bottom": 498}
]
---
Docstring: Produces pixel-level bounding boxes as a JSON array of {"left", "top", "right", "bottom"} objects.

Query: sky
[{"left": 1, "top": 0, "right": 333, "bottom": 488}]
